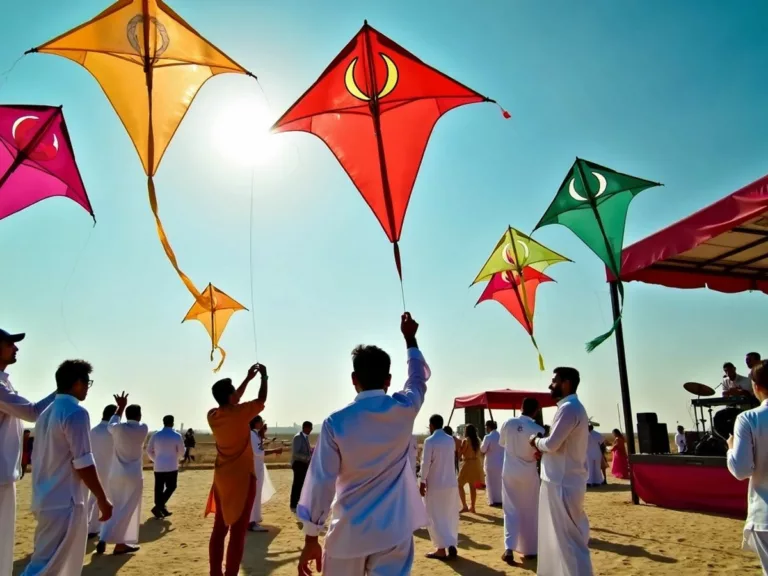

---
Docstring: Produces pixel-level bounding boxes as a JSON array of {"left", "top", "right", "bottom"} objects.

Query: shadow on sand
[
  {"left": 241, "top": 527, "right": 300, "bottom": 575},
  {"left": 589, "top": 537, "right": 677, "bottom": 564}
]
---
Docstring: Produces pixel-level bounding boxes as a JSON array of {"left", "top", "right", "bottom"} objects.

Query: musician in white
[
  {"left": 87, "top": 405, "right": 116, "bottom": 538},
  {"left": 480, "top": 420, "right": 503, "bottom": 506},
  {"left": 0, "top": 329, "right": 55, "bottom": 576},
  {"left": 421, "top": 414, "right": 460, "bottom": 560},
  {"left": 97, "top": 393, "right": 148, "bottom": 555},
  {"left": 587, "top": 424, "right": 605, "bottom": 487},
  {"left": 21, "top": 360, "right": 112, "bottom": 576},
  {"left": 532, "top": 367, "right": 593, "bottom": 576},
  {"left": 297, "top": 313, "right": 430, "bottom": 576},
  {"left": 675, "top": 425, "right": 687, "bottom": 454},
  {"left": 723, "top": 362, "right": 753, "bottom": 396},
  {"left": 727, "top": 359, "right": 768, "bottom": 573},
  {"left": 499, "top": 398, "right": 544, "bottom": 565}
]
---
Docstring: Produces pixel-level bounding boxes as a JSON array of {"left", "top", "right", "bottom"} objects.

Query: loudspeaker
[
  {"left": 637, "top": 412, "right": 658, "bottom": 425},
  {"left": 637, "top": 422, "right": 670, "bottom": 454},
  {"left": 464, "top": 407, "right": 485, "bottom": 438}
]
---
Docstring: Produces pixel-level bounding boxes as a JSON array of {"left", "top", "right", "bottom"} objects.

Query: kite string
[
  {"left": 0, "top": 55, "right": 24, "bottom": 93},
  {"left": 60, "top": 223, "right": 96, "bottom": 354},
  {"left": 249, "top": 166, "right": 258, "bottom": 360}
]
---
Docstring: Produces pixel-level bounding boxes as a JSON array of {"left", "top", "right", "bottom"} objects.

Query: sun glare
[{"left": 211, "top": 96, "right": 283, "bottom": 168}]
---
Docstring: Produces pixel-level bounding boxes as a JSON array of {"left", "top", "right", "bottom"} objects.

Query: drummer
[{"left": 722, "top": 362, "right": 753, "bottom": 398}]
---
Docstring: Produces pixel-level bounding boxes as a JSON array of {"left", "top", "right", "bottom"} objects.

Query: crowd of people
[{"left": 2, "top": 319, "right": 768, "bottom": 575}]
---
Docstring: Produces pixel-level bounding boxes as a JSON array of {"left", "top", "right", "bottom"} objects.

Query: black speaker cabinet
[
  {"left": 637, "top": 422, "right": 670, "bottom": 454},
  {"left": 637, "top": 412, "right": 658, "bottom": 425},
  {"left": 464, "top": 407, "right": 485, "bottom": 438}
]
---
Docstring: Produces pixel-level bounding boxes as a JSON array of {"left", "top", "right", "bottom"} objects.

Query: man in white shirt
[
  {"left": 146, "top": 414, "right": 185, "bottom": 519},
  {"left": 0, "top": 329, "right": 55, "bottom": 576},
  {"left": 97, "top": 393, "right": 148, "bottom": 555},
  {"left": 674, "top": 425, "right": 687, "bottom": 454},
  {"left": 587, "top": 424, "right": 605, "bottom": 487},
  {"left": 480, "top": 420, "right": 503, "bottom": 506},
  {"left": 499, "top": 397, "right": 544, "bottom": 566},
  {"left": 297, "top": 313, "right": 430, "bottom": 576},
  {"left": 420, "top": 414, "right": 460, "bottom": 560},
  {"left": 21, "top": 360, "right": 112, "bottom": 576},
  {"left": 723, "top": 362, "right": 753, "bottom": 397},
  {"left": 727, "top": 360, "right": 768, "bottom": 573},
  {"left": 87, "top": 404, "right": 117, "bottom": 538},
  {"left": 532, "top": 366, "right": 593, "bottom": 576}
]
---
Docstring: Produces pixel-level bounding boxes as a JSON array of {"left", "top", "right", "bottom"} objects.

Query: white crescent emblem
[
  {"left": 568, "top": 171, "right": 608, "bottom": 202},
  {"left": 12, "top": 115, "right": 37, "bottom": 139},
  {"left": 502, "top": 243, "right": 515, "bottom": 265},
  {"left": 517, "top": 240, "right": 530, "bottom": 261}
]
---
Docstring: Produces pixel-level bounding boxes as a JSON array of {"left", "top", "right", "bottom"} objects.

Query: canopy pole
[
  {"left": 447, "top": 407, "right": 455, "bottom": 427},
  {"left": 487, "top": 408, "right": 494, "bottom": 424},
  {"left": 610, "top": 280, "right": 638, "bottom": 505}
]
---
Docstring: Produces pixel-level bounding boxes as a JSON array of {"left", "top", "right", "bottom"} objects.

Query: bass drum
[{"left": 714, "top": 407, "right": 744, "bottom": 439}]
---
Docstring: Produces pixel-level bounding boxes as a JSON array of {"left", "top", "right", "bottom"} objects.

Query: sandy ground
[{"left": 11, "top": 469, "right": 762, "bottom": 575}]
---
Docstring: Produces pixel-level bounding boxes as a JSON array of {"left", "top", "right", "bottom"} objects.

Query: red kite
[{"left": 273, "top": 21, "right": 508, "bottom": 280}]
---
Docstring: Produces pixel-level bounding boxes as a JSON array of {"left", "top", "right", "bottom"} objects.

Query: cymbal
[{"left": 684, "top": 382, "right": 716, "bottom": 397}]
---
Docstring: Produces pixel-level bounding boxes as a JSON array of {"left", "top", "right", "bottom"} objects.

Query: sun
[{"left": 211, "top": 95, "right": 282, "bottom": 168}]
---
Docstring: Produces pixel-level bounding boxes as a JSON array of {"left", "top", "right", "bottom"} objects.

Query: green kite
[{"left": 533, "top": 158, "right": 661, "bottom": 351}]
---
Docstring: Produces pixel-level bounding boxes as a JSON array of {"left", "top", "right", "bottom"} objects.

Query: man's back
[
  {"left": 148, "top": 427, "right": 184, "bottom": 472},
  {"left": 108, "top": 415, "right": 148, "bottom": 476},
  {"left": 422, "top": 430, "right": 456, "bottom": 489},
  {"left": 90, "top": 421, "right": 113, "bottom": 476},
  {"left": 500, "top": 416, "right": 545, "bottom": 475},
  {"left": 588, "top": 430, "right": 603, "bottom": 458},
  {"left": 728, "top": 402, "right": 768, "bottom": 530},
  {"left": 481, "top": 429, "right": 504, "bottom": 469},
  {"left": 291, "top": 432, "right": 311, "bottom": 465},
  {"left": 539, "top": 395, "right": 589, "bottom": 487}
]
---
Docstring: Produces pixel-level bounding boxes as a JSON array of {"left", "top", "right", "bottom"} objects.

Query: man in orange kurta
[{"left": 205, "top": 363, "right": 268, "bottom": 576}]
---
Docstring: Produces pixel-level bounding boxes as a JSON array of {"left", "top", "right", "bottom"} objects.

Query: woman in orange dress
[{"left": 457, "top": 424, "right": 484, "bottom": 513}]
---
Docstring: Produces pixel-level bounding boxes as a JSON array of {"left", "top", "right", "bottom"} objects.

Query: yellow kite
[{"left": 28, "top": 0, "right": 255, "bottom": 370}]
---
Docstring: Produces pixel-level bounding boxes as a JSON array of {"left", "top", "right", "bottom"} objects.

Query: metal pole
[
  {"left": 447, "top": 407, "right": 455, "bottom": 427},
  {"left": 610, "top": 281, "right": 639, "bottom": 505}
]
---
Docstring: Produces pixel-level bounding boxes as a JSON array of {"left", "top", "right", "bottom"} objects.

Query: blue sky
[{"left": 1, "top": 0, "right": 767, "bottom": 436}]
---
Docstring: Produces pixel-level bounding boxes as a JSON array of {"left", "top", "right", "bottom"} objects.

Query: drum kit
[{"left": 683, "top": 381, "right": 757, "bottom": 456}]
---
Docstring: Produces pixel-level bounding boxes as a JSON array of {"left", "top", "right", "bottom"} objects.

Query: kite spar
[
  {"left": 27, "top": 0, "right": 258, "bottom": 370},
  {"left": 272, "top": 21, "right": 509, "bottom": 305},
  {"left": 472, "top": 227, "right": 570, "bottom": 370},
  {"left": 533, "top": 158, "right": 661, "bottom": 351}
]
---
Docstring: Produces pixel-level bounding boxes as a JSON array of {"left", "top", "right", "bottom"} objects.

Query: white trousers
[
  {"left": 502, "top": 469, "right": 539, "bottom": 556},
  {"left": 100, "top": 473, "right": 142, "bottom": 545},
  {"left": 87, "top": 473, "right": 110, "bottom": 535},
  {"left": 743, "top": 528, "right": 768, "bottom": 575},
  {"left": 484, "top": 466, "right": 503, "bottom": 505},
  {"left": 323, "top": 537, "right": 414, "bottom": 576},
  {"left": 586, "top": 456, "right": 603, "bottom": 485},
  {"left": 537, "top": 481, "right": 593, "bottom": 576},
  {"left": 424, "top": 486, "right": 460, "bottom": 549},
  {"left": 21, "top": 504, "right": 87, "bottom": 576},
  {"left": 0, "top": 483, "right": 16, "bottom": 576}
]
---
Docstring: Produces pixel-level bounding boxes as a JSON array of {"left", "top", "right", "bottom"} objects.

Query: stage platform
[{"left": 630, "top": 454, "right": 747, "bottom": 517}]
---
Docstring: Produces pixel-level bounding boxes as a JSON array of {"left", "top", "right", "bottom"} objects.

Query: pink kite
[{"left": 0, "top": 105, "right": 94, "bottom": 221}]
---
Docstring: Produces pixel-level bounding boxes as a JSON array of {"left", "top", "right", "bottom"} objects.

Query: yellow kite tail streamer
[
  {"left": 213, "top": 346, "right": 226, "bottom": 373},
  {"left": 147, "top": 176, "right": 202, "bottom": 301},
  {"left": 530, "top": 334, "right": 545, "bottom": 371}
]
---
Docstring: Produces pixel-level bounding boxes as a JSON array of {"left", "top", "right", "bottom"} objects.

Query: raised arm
[
  {"left": 535, "top": 404, "right": 579, "bottom": 454},
  {"left": 236, "top": 364, "right": 269, "bottom": 420},
  {"left": 0, "top": 385, "right": 55, "bottom": 423},
  {"left": 392, "top": 313, "right": 431, "bottom": 413},
  {"left": 727, "top": 414, "right": 754, "bottom": 481}
]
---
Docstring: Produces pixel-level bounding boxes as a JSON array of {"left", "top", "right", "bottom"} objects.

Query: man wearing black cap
[{"left": 0, "top": 329, "right": 55, "bottom": 576}]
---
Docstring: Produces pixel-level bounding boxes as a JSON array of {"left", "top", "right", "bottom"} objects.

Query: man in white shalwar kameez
[
  {"left": 97, "top": 393, "right": 148, "bottom": 555},
  {"left": 727, "top": 360, "right": 768, "bottom": 573},
  {"left": 420, "top": 413, "right": 459, "bottom": 560},
  {"left": 586, "top": 424, "right": 605, "bottom": 487},
  {"left": 87, "top": 404, "right": 116, "bottom": 538},
  {"left": 0, "top": 329, "right": 55, "bottom": 576},
  {"left": 499, "top": 398, "right": 544, "bottom": 566},
  {"left": 21, "top": 360, "right": 112, "bottom": 576},
  {"left": 297, "top": 313, "right": 430, "bottom": 576},
  {"left": 532, "top": 367, "right": 593, "bottom": 576},
  {"left": 480, "top": 420, "right": 503, "bottom": 506}
]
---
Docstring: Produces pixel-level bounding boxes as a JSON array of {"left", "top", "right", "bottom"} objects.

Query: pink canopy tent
[{"left": 603, "top": 172, "right": 768, "bottom": 505}]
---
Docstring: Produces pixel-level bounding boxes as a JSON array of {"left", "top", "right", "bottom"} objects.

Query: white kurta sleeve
[
  {"left": 0, "top": 386, "right": 55, "bottom": 423},
  {"left": 420, "top": 439, "right": 433, "bottom": 483},
  {"left": 107, "top": 413, "right": 122, "bottom": 433},
  {"left": 65, "top": 409, "right": 96, "bottom": 470},
  {"left": 535, "top": 404, "right": 577, "bottom": 453},
  {"left": 498, "top": 422, "right": 508, "bottom": 448},
  {"left": 391, "top": 348, "right": 431, "bottom": 414},
  {"left": 146, "top": 434, "right": 156, "bottom": 462},
  {"left": 727, "top": 414, "right": 754, "bottom": 481},
  {"left": 480, "top": 434, "right": 491, "bottom": 454},
  {"left": 298, "top": 419, "right": 341, "bottom": 537}
]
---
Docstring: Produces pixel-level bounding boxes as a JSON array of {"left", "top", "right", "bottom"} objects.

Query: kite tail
[
  {"left": 212, "top": 346, "right": 226, "bottom": 373},
  {"left": 529, "top": 334, "right": 545, "bottom": 371},
  {"left": 147, "top": 176, "right": 202, "bottom": 301},
  {"left": 393, "top": 242, "right": 406, "bottom": 311},
  {"left": 585, "top": 282, "right": 624, "bottom": 352}
]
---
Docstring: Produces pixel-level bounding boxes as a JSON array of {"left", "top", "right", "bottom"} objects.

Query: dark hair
[
  {"left": 613, "top": 429, "right": 624, "bottom": 438},
  {"left": 676, "top": 425, "right": 684, "bottom": 433},
  {"left": 186, "top": 428, "right": 194, "bottom": 435},
  {"left": 723, "top": 362, "right": 735, "bottom": 370},
  {"left": 250, "top": 415, "right": 263, "bottom": 430},
  {"left": 588, "top": 424, "right": 594, "bottom": 431},
  {"left": 102, "top": 405, "right": 117, "bottom": 421},
  {"left": 485, "top": 420, "right": 497, "bottom": 430},
  {"left": 55, "top": 360, "right": 92, "bottom": 393},
  {"left": 430, "top": 414, "right": 444, "bottom": 429},
  {"left": 443, "top": 425, "right": 453, "bottom": 436},
  {"left": 465, "top": 424, "right": 480, "bottom": 452},
  {"left": 522, "top": 397, "right": 539, "bottom": 416},
  {"left": 163, "top": 415, "right": 174, "bottom": 427},
  {"left": 302, "top": 421, "right": 313, "bottom": 430},
  {"left": 752, "top": 360, "right": 768, "bottom": 390},
  {"left": 125, "top": 405, "right": 141, "bottom": 421},
  {"left": 212, "top": 378, "right": 235, "bottom": 406},
  {"left": 553, "top": 366, "right": 580, "bottom": 390},
  {"left": 748, "top": 352, "right": 762, "bottom": 361},
  {"left": 351, "top": 345, "right": 391, "bottom": 390}
]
